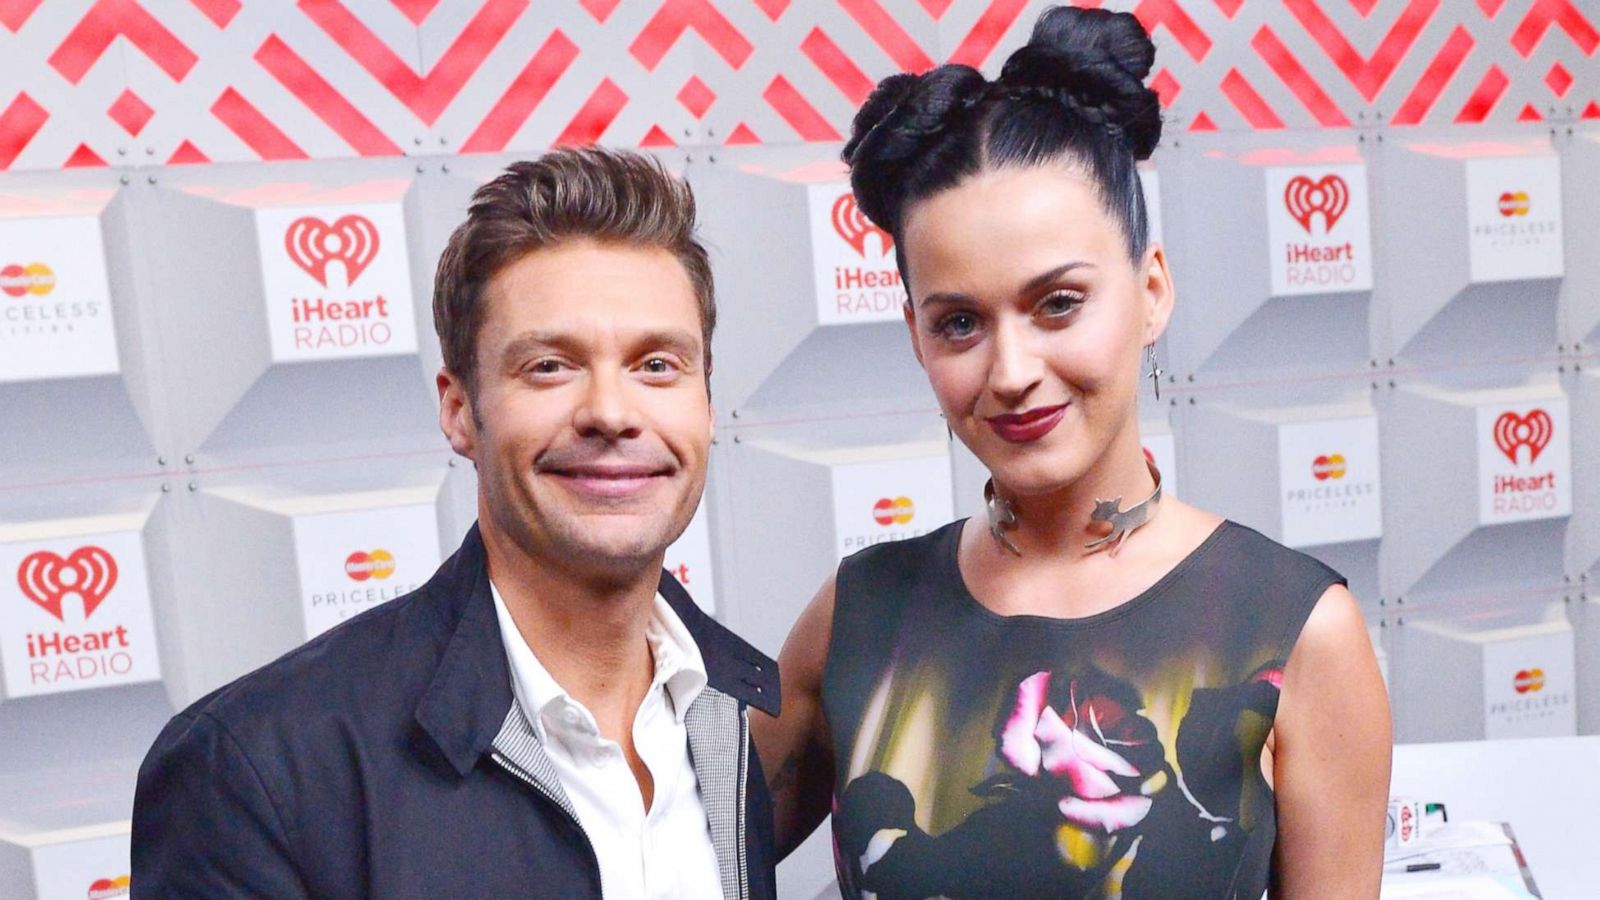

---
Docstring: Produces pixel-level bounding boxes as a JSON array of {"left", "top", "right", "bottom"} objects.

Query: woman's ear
[
  {"left": 1140, "top": 243, "right": 1175, "bottom": 346},
  {"left": 902, "top": 299, "right": 925, "bottom": 369}
]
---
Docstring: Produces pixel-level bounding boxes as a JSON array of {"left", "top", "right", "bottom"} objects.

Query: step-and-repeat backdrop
[{"left": 1, "top": 2, "right": 1598, "bottom": 898}]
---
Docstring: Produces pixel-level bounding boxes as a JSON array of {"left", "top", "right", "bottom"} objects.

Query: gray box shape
[
  {"left": 1565, "top": 127, "right": 1600, "bottom": 348},
  {"left": 1379, "top": 381, "right": 1571, "bottom": 603},
  {"left": 159, "top": 459, "right": 453, "bottom": 709},
  {"left": 1568, "top": 368, "right": 1600, "bottom": 582},
  {"left": 1183, "top": 400, "right": 1380, "bottom": 601},
  {"left": 0, "top": 179, "right": 163, "bottom": 480},
  {"left": 1392, "top": 610, "right": 1575, "bottom": 743},
  {"left": 1573, "top": 597, "right": 1600, "bottom": 736},
  {"left": 1372, "top": 131, "right": 1561, "bottom": 364},
  {"left": 691, "top": 154, "right": 937, "bottom": 422},
  {"left": 143, "top": 162, "right": 441, "bottom": 464},
  {"left": 1162, "top": 132, "right": 1373, "bottom": 381}
]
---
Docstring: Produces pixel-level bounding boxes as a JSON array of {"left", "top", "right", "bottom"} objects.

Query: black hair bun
[
  {"left": 842, "top": 65, "right": 987, "bottom": 233},
  {"left": 998, "top": 6, "right": 1162, "bottom": 160}
]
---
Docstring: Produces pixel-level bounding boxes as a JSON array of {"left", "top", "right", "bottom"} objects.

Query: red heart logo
[
  {"left": 17, "top": 546, "right": 119, "bottom": 621},
  {"left": 831, "top": 193, "right": 893, "bottom": 258},
  {"left": 1493, "top": 410, "right": 1553, "bottom": 465},
  {"left": 284, "top": 214, "right": 381, "bottom": 287},
  {"left": 1284, "top": 174, "right": 1350, "bottom": 234}
]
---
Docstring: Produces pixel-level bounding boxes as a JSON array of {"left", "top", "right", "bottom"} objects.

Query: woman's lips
[{"left": 986, "top": 404, "right": 1067, "bottom": 443}]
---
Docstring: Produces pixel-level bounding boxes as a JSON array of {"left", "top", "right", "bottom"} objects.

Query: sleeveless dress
[{"left": 823, "top": 519, "right": 1343, "bottom": 899}]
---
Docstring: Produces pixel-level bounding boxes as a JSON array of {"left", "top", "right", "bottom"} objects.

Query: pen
[{"left": 1385, "top": 862, "right": 1442, "bottom": 873}]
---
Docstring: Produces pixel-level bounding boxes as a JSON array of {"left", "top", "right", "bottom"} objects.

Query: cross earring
[{"left": 1145, "top": 344, "right": 1164, "bottom": 402}]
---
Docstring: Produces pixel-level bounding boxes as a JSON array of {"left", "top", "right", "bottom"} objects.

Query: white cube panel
[{"left": 0, "top": 514, "right": 161, "bottom": 699}]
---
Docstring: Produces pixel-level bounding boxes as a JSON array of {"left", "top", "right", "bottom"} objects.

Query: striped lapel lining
[
  {"left": 686, "top": 687, "right": 747, "bottom": 900},
  {"left": 490, "top": 703, "right": 578, "bottom": 821},
  {"left": 492, "top": 693, "right": 749, "bottom": 900}
]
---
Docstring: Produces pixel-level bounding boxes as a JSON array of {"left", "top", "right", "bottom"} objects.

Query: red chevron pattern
[{"left": 0, "top": 0, "right": 1593, "bottom": 170}]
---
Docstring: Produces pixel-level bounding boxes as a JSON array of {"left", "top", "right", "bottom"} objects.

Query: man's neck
[{"left": 481, "top": 527, "right": 660, "bottom": 742}]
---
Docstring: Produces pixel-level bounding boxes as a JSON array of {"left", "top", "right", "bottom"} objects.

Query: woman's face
[{"left": 900, "top": 164, "right": 1172, "bottom": 498}]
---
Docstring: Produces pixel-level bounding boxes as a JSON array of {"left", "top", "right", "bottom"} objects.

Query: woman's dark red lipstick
[{"left": 986, "top": 404, "right": 1067, "bottom": 443}]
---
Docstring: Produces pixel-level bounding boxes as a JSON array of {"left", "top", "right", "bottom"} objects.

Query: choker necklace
[
  {"left": 984, "top": 459, "right": 1164, "bottom": 557},
  {"left": 984, "top": 479, "right": 1021, "bottom": 556}
]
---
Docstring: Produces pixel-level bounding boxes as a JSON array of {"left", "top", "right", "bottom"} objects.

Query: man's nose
[{"left": 572, "top": 368, "right": 643, "bottom": 439}]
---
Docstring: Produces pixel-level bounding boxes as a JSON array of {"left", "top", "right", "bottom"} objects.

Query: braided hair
[{"left": 843, "top": 6, "right": 1163, "bottom": 281}]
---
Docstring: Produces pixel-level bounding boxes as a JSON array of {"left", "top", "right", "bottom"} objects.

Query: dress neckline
[{"left": 943, "top": 517, "right": 1235, "bottom": 630}]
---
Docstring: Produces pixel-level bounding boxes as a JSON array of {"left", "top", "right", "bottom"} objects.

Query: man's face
[{"left": 438, "top": 239, "right": 712, "bottom": 581}]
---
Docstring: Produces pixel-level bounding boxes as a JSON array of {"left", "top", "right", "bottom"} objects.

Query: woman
[{"left": 753, "top": 7, "right": 1390, "bottom": 898}]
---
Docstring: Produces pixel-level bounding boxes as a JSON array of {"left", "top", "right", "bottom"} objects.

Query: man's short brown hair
[{"left": 432, "top": 147, "right": 715, "bottom": 397}]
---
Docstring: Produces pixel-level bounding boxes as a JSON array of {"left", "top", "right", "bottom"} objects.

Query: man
[{"left": 132, "top": 148, "right": 780, "bottom": 898}]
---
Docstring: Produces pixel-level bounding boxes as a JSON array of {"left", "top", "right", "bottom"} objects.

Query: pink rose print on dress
[{"left": 1000, "top": 670, "right": 1158, "bottom": 833}]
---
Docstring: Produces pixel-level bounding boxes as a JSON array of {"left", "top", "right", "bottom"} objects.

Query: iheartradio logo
[
  {"left": 1311, "top": 454, "right": 1347, "bottom": 481},
  {"left": 0, "top": 262, "right": 55, "bottom": 296},
  {"left": 1513, "top": 667, "right": 1546, "bottom": 694},
  {"left": 285, "top": 215, "right": 380, "bottom": 287},
  {"left": 872, "top": 496, "right": 914, "bottom": 526},
  {"left": 831, "top": 193, "right": 893, "bottom": 258},
  {"left": 1497, "top": 191, "right": 1530, "bottom": 217},
  {"left": 87, "top": 875, "right": 131, "bottom": 899},
  {"left": 1493, "top": 410, "right": 1552, "bottom": 465},
  {"left": 344, "top": 549, "right": 396, "bottom": 581},
  {"left": 17, "top": 546, "right": 117, "bottom": 621},
  {"left": 1284, "top": 174, "right": 1349, "bottom": 234}
]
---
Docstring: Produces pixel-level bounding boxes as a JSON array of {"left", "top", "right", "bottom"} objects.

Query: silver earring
[{"left": 1145, "top": 344, "right": 1163, "bottom": 402}]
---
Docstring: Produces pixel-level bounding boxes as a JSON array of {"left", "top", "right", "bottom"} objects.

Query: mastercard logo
[
  {"left": 872, "top": 496, "right": 915, "bottom": 526},
  {"left": 1311, "top": 454, "right": 1347, "bottom": 481},
  {"left": 0, "top": 262, "right": 55, "bottom": 296},
  {"left": 344, "top": 549, "right": 396, "bottom": 581},
  {"left": 1513, "top": 668, "right": 1545, "bottom": 694},
  {"left": 1497, "top": 191, "right": 1530, "bottom": 217},
  {"left": 87, "top": 875, "right": 131, "bottom": 899}
]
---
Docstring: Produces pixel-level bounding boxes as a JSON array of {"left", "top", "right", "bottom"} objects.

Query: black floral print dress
[{"left": 823, "top": 520, "right": 1343, "bottom": 899}]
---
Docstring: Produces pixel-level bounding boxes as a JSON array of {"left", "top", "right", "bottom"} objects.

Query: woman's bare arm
[
  {"left": 751, "top": 575, "right": 838, "bottom": 860},
  {"left": 1270, "top": 584, "right": 1392, "bottom": 898}
]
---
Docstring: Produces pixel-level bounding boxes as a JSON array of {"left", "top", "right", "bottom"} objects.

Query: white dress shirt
[{"left": 490, "top": 583, "right": 725, "bottom": 900}]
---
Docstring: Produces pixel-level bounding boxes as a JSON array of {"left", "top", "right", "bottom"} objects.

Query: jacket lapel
[
  {"left": 686, "top": 688, "right": 744, "bottom": 900},
  {"left": 413, "top": 526, "right": 518, "bottom": 777},
  {"left": 490, "top": 703, "right": 577, "bottom": 821}
]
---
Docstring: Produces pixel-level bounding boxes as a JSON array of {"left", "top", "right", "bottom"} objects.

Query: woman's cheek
[{"left": 926, "top": 355, "right": 984, "bottom": 419}]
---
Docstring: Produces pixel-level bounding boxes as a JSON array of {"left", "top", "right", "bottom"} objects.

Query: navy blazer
[{"left": 131, "top": 525, "right": 780, "bottom": 898}]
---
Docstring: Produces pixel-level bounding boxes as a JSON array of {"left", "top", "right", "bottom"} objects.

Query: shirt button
[{"left": 561, "top": 707, "right": 582, "bottom": 726}]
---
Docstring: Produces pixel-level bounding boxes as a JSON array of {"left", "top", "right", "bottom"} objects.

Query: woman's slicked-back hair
[{"left": 843, "top": 6, "right": 1162, "bottom": 280}]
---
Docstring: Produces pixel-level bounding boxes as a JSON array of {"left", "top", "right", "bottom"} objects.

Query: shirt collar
[
  {"left": 489, "top": 582, "right": 710, "bottom": 740},
  {"left": 646, "top": 591, "right": 709, "bottom": 723}
]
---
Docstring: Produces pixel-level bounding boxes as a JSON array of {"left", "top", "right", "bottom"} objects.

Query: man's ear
[
  {"left": 437, "top": 368, "right": 478, "bottom": 460},
  {"left": 1140, "top": 243, "right": 1176, "bottom": 346}
]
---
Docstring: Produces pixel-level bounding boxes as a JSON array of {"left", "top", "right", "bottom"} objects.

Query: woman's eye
[
  {"left": 1040, "top": 291, "right": 1085, "bottom": 317},
  {"left": 936, "top": 312, "right": 979, "bottom": 340}
]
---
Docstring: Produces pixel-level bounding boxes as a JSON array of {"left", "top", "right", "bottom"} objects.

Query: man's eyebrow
[
  {"left": 497, "top": 328, "right": 704, "bottom": 367},
  {"left": 636, "top": 328, "right": 703, "bottom": 359},
  {"left": 499, "top": 331, "right": 565, "bottom": 368}
]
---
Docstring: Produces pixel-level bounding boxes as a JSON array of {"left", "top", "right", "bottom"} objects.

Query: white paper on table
[{"left": 1381, "top": 822, "right": 1537, "bottom": 899}]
